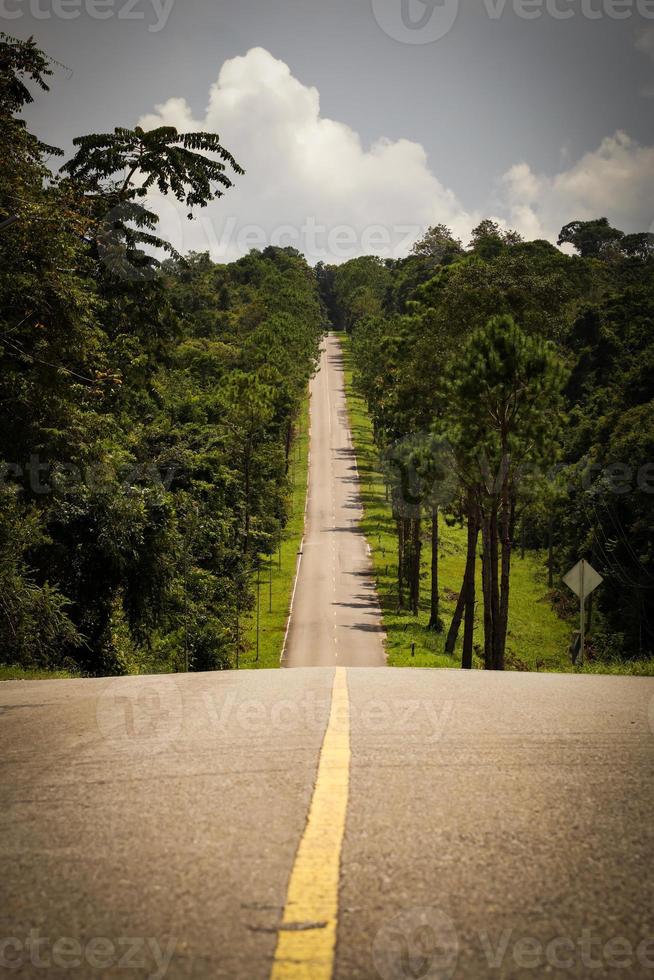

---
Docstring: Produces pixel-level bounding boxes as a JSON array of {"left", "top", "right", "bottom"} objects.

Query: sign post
[{"left": 562, "top": 559, "right": 603, "bottom": 666}]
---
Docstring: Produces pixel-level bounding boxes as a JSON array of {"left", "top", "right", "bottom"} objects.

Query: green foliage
[
  {"left": 0, "top": 34, "right": 321, "bottom": 675},
  {"left": 469, "top": 219, "right": 522, "bottom": 259},
  {"left": 410, "top": 223, "right": 463, "bottom": 266},
  {"left": 445, "top": 316, "right": 566, "bottom": 669},
  {"left": 338, "top": 212, "right": 654, "bottom": 669},
  {"left": 331, "top": 255, "right": 393, "bottom": 333},
  {"left": 61, "top": 124, "right": 244, "bottom": 273},
  {"left": 341, "top": 337, "right": 573, "bottom": 671},
  {"left": 0, "top": 486, "right": 79, "bottom": 667},
  {"left": 557, "top": 217, "right": 624, "bottom": 258},
  {"left": 62, "top": 126, "right": 243, "bottom": 209},
  {"left": 446, "top": 315, "right": 565, "bottom": 476}
]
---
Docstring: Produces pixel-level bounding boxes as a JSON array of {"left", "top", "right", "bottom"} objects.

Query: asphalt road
[
  {"left": 1, "top": 669, "right": 653, "bottom": 978},
  {"left": 281, "top": 332, "right": 385, "bottom": 668}
]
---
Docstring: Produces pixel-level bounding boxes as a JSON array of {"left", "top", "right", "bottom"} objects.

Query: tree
[
  {"left": 469, "top": 219, "right": 522, "bottom": 260},
  {"left": 446, "top": 316, "right": 566, "bottom": 669},
  {"left": 62, "top": 125, "right": 243, "bottom": 209},
  {"left": 410, "top": 224, "right": 463, "bottom": 266},
  {"left": 620, "top": 232, "right": 654, "bottom": 260},
  {"left": 0, "top": 32, "right": 62, "bottom": 159},
  {"left": 61, "top": 125, "right": 244, "bottom": 270},
  {"left": 331, "top": 256, "right": 393, "bottom": 333},
  {"left": 557, "top": 217, "right": 624, "bottom": 259},
  {"left": 0, "top": 33, "right": 323, "bottom": 675}
]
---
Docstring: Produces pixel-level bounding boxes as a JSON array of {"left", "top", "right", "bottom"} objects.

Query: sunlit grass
[
  {"left": 241, "top": 392, "right": 310, "bottom": 669},
  {"left": 0, "top": 665, "right": 78, "bottom": 681}
]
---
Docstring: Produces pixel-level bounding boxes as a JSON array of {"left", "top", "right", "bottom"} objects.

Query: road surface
[
  {"left": 1, "top": 668, "right": 653, "bottom": 978},
  {"left": 282, "top": 332, "right": 385, "bottom": 668}
]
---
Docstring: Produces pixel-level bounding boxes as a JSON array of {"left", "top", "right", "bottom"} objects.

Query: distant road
[
  {"left": 281, "top": 332, "right": 385, "bottom": 668},
  {"left": 1, "top": 668, "right": 653, "bottom": 978}
]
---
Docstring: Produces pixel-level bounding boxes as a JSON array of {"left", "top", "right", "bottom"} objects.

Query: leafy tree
[
  {"left": 445, "top": 316, "right": 566, "bottom": 669},
  {"left": 557, "top": 217, "right": 624, "bottom": 258},
  {"left": 332, "top": 256, "right": 393, "bottom": 333},
  {"left": 61, "top": 125, "right": 244, "bottom": 269},
  {"left": 620, "top": 233, "right": 654, "bottom": 260},
  {"left": 469, "top": 219, "right": 522, "bottom": 260},
  {"left": 410, "top": 224, "right": 463, "bottom": 265},
  {"left": 0, "top": 33, "right": 321, "bottom": 675}
]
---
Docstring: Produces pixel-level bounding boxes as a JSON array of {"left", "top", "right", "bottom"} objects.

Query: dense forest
[
  {"left": 1, "top": 34, "right": 322, "bottom": 675},
  {"left": 319, "top": 219, "right": 654, "bottom": 670},
  {"left": 2, "top": 33, "right": 653, "bottom": 676}
]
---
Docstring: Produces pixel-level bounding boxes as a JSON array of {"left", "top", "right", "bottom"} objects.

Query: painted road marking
[{"left": 270, "top": 667, "right": 350, "bottom": 980}]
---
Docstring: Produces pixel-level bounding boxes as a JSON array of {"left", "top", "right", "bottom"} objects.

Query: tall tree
[{"left": 446, "top": 316, "right": 566, "bottom": 669}]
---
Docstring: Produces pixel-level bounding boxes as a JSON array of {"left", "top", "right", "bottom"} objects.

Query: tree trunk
[
  {"left": 490, "top": 507, "right": 502, "bottom": 669},
  {"left": 497, "top": 493, "right": 513, "bottom": 672},
  {"left": 397, "top": 517, "right": 404, "bottom": 609},
  {"left": 547, "top": 514, "right": 554, "bottom": 589},
  {"left": 409, "top": 516, "right": 421, "bottom": 615},
  {"left": 243, "top": 448, "right": 251, "bottom": 555},
  {"left": 284, "top": 418, "right": 293, "bottom": 476},
  {"left": 445, "top": 580, "right": 466, "bottom": 654},
  {"left": 428, "top": 506, "right": 443, "bottom": 631},
  {"left": 480, "top": 513, "right": 494, "bottom": 669},
  {"left": 462, "top": 502, "right": 479, "bottom": 669}
]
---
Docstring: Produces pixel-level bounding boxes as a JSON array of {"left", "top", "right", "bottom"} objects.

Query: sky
[{"left": 13, "top": 0, "right": 654, "bottom": 262}]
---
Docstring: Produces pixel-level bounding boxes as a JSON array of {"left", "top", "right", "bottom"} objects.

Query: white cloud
[
  {"left": 497, "top": 132, "right": 654, "bottom": 242},
  {"left": 138, "top": 48, "right": 654, "bottom": 263},
  {"left": 138, "top": 47, "right": 476, "bottom": 263}
]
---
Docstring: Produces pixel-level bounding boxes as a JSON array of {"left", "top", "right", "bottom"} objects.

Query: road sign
[
  {"left": 563, "top": 559, "right": 603, "bottom": 600},
  {"left": 562, "top": 559, "right": 603, "bottom": 667}
]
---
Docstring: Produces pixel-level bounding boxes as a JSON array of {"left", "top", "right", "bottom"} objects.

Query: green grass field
[
  {"left": 240, "top": 393, "right": 310, "bottom": 669},
  {"left": 339, "top": 335, "right": 576, "bottom": 672}
]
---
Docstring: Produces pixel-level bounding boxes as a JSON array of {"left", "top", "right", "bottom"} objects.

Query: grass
[
  {"left": 579, "top": 658, "right": 654, "bottom": 676},
  {"left": 339, "top": 334, "right": 576, "bottom": 672},
  {"left": 240, "top": 392, "right": 310, "bottom": 669},
  {"left": 0, "top": 665, "right": 78, "bottom": 681}
]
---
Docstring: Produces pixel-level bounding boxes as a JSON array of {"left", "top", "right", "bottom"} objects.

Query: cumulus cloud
[
  {"left": 496, "top": 132, "right": 654, "bottom": 242},
  {"left": 138, "top": 48, "right": 654, "bottom": 263},
  {"left": 139, "top": 47, "right": 476, "bottom": 263}
]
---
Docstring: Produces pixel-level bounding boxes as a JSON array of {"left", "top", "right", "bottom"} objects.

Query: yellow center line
[{"left": 270, "top": 666, "right": 350, "bottom": 980}]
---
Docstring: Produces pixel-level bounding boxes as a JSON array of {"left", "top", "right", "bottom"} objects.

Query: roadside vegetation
[
  {"left": 341, "top": 336, "right": 572, "bottom": 670},
  {"left": 241, "top": 394, "right": 309, "bottom": 669},
  {"left": 0, "top": 34, "right": 322, "bottom": 677},
  {"left": 322, "top": 220, "right": 654, "bottom": 675},
  {"left": 0, "top": 665, "right": 78, "bottom": 681}
]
